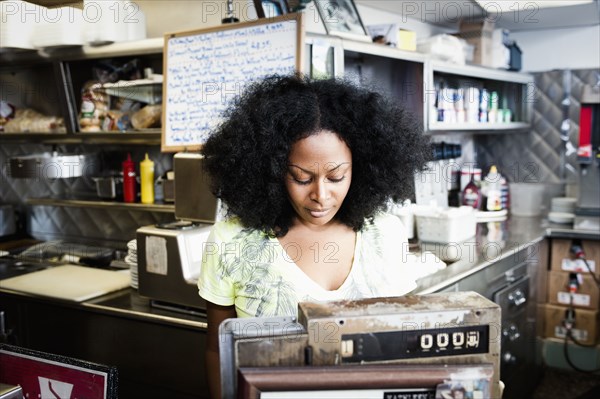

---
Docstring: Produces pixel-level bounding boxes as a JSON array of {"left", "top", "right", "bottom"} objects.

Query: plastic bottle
[
  {"left": 140, "top": 153, "right": 155, "bottom": 204},
  {"left": 484, "top": 165, "right": 502, "bottom": 211},
  {"left": 122, "top": 153, "right": 136, "bottom": 203},
  {"left": 462, "top": 178, "right": 481, "bottom": 209}
]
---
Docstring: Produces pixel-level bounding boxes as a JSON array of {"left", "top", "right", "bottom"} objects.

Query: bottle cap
[{"left": 141, "top": 153, "right": 154, "bottom": 166}]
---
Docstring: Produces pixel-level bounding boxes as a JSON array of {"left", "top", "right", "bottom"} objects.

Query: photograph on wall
[{"left": 314, "top": 0, "right": 371, "bottom": 42}]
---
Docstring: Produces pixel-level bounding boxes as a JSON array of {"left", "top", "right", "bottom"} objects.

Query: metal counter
[
  {"left": 2, "top": 216, "right": 598, "bottom": 331},
  {"left": 415, "top": 216, "right": 599, "bottom": 294}
]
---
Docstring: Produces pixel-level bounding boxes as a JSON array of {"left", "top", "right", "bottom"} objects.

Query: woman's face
[{"left": 285, "top": 130, "right": 352, "bottom": 228}]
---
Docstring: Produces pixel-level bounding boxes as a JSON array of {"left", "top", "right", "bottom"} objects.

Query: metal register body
[{"left": 230, "top": 291, "right": 502, "bottom": 398}]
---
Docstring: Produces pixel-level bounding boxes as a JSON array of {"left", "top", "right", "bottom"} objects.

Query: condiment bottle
[
  {"left": 122, "top": 153, "right": 136, "bottom": 203},
  {"left": 140, "top": 153, "right": 155, "bottom": 204},
  {"left": 484, "top": 165, "right": 502, "bottom": 211},
  {"left": 462, "top": 178, "right": 481, "bottom": 209}
]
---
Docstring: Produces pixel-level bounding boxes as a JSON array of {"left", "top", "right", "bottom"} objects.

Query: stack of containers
[
  {"left": 0, "top": 0, "right": 43, "bottom": 51},
  {"left": 1, "top": 0, "right": 146, "bottom": 52},
  {"left": 542, "top": 239, "right": 600, "bottom": 346},
  {"left": 125, "top": 238, "right": 138, "bottom": 289},
  {"left": 31, "top": 6, "right": 85, "bottom": 49}
]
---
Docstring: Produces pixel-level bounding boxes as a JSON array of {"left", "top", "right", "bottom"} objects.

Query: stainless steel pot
[
  {"left": 93, "top": 176, "right": 123, "bottom": 199},
  {"left": 9, "top": 152, "right": 98, "bottom": 179},
  {"left": 0, "top": 204, "right": 16, "bottom": 237}
]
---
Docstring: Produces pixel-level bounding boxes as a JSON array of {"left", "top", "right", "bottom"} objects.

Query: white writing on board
[{"left": 164, "top": 20, "right": 298, "bottom": 148}]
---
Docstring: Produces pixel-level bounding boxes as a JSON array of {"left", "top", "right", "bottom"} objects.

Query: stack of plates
[
  {"left": 548, "top": 197, "right": 577, "bottom": 224},
  {"left": 125, "top": 239, "right": 138, "bottom": 289},
  {"left": 476, "top": 209, "right": 508, "bottom": 223}
]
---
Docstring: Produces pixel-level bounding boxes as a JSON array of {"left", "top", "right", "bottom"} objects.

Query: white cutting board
[{"left": 0, "top": 265, "right": 130, "bottom": 302}]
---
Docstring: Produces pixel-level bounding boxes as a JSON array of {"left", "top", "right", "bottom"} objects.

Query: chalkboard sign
[{"left": 162, "top": 13, "right": 304, "bottom": 152}]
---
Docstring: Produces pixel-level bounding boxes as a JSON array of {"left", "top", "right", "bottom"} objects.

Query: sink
[{"left": 0, "top": 258, "right": 53, "bottom": 281}]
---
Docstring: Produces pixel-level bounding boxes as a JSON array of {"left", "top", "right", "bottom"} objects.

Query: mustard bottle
[{"left": 140, "top": 153, "right": 155, "bottom": 204}]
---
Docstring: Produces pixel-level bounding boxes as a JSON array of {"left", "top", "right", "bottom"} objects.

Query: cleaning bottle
[
  {"left": 140, "top": 153, "right": 155, "bottom": 204},
  {"left": 484, "top": 165, "right": 502, "bottom": 211},
  {"left": 122, "top": 153, "right": 136, "bottom": 203}
]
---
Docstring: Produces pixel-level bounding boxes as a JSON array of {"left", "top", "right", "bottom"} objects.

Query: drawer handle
[{"left": 508, "top": 289, "right": 527, "bottom": 306}]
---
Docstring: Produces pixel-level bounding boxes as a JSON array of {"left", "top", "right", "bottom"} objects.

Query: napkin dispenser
[
  {"left": 137, "top": 153, "right": 220, "bottom": 311},
  {"left": 137, "top": 223, "right": 212, "bottom": 310}
]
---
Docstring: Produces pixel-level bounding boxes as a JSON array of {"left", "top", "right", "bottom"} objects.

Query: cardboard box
[
  {"left": 367, "top": 24, "right": 417, "bottom": 51},
  {"left": 551, "top": 239, "right": 600, "bottom": 277},
  {"left": 542, "top": 304, "right": 599, "bottom": 346},
  {"left": 456, "top": 19, "right": 495, "bottom": 67},
  {"left": 547, "top": 270, "right": 599, "bottom": 310}
]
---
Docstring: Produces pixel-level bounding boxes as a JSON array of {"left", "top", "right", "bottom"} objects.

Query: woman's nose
[{"left": 311, "top": 179, "right": 330, "bottom": 202}]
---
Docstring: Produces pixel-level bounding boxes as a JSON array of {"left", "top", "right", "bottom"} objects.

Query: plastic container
[
  {"left": 122, "top": 153, "right": 137, "bottom": 203},
  {"left": 413, "top": 206, "right": 476, "bottom": 244},
  {"left": 509, "top": 183, "right": 545, "bottom": 216},
  {"left": 140, "top": 153, "right": 155, "bottom": 204}
]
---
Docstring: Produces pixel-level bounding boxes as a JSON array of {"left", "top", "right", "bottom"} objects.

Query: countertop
[{"left": 1, "top": 216, "right": 598, "bottom": 331}]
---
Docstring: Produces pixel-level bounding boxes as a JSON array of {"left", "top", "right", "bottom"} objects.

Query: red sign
[{"left": 0, "top": 349, "right": 110, "bottom": 399}]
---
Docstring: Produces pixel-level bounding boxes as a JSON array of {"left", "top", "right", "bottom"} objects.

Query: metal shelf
[
  {"left": 428, "top": 122, "right": 530, "bottom": 133},
  {"left": 0, "top": 38, "right": 164, "bottom": 65},
  {"left": 27, "top": 198, "right": 174, "bottom": 213},
  {"left": 0, "top": 131, "right": 162, "bottom": 145}
]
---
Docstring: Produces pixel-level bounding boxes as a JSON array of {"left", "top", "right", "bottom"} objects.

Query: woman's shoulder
[
  {"left": 210, "top": 217, "right": 265, "bottom": 242},
  {"left": 364, "top": 212, "right": 405, "bottom": 232}
]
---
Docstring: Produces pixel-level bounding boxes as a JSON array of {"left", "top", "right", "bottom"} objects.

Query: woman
[{"left": 198, "top": 74, "right": 431, "bottom": 397}]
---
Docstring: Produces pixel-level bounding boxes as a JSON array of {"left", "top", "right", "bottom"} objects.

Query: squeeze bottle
[
  {"left": 122, "top": 153, "right": 136, "bottom": 203},
  {"left": 140, "top": 153, "right": 155, "bottom": 204},
  {"left": 484, "top": 165, "right": 502, "bottom": 211}
]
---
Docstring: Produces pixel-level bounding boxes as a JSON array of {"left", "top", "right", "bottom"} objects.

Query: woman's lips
[{"left": 308, "top": 208, "right": 331, "bottom": 218}]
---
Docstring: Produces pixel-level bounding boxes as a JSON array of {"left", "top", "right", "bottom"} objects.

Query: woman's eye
[
  {"left": 294, "top": 177, "right": 312, "bottom": 185},
  {"left": 328, "top": 176, "right": 345, "bottom": 183}
]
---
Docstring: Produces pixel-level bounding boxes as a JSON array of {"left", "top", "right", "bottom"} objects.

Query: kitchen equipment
[
  {"left": 92, "top": 176, "right": 123, "bottom": 200},
  {"left": 9, "top": 152, "right": 97, "bottom": 179},
  {"left": 0, "top": 265, "right": 130, "bottom": 302},
  {"left": 0, "top": 257, "right": 51, "bottom": 280},
  {"left": 574, "top": 84, "right": 600, "bottom": 231},
  {"left": 136, "top": 153, "right": 220, "bottom": 311},
  {"left": 0, "top": 205, "right": 16, "bottom": 237},
  {"left": 219, "top": 291, "right": 502, "bottom": 399}
]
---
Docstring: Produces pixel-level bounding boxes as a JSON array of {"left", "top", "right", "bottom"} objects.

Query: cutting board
[{"left": 0, "top": 265, "right": 130, "bottom": 302}]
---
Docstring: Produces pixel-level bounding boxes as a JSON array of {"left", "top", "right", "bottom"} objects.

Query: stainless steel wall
[
  {"left": 475, "top": 68, "right": 599, "bottom": 186},
  {"left": 0, "top": 144, "right": 174, "bottom": 248}
]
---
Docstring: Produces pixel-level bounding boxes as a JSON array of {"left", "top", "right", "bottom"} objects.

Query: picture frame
[
  {"left": 313, "top": 0, "right": 371, "bottom": 42},
  {"left": 237, "top": 364, "right": 494, "bottom": 398},
  {"left": 253, "top": 0, "right": 290, "bottom": 18}
]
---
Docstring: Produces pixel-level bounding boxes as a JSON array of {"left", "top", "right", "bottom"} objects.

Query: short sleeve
[{"left": 197, "top": 221, "right": 236, "bottom": 306}]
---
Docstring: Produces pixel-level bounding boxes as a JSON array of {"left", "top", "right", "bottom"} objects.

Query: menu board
[{"left": 162, "top": 13, "right": 304, "bottom": 152}]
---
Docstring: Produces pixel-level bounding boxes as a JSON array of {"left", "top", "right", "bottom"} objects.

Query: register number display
[{"left": 341, "top": 325, "right": 489, "bottom": 362}]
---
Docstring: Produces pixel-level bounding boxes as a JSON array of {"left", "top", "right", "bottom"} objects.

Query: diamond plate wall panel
[
  {"left": 475, "top": 68, "right": 600, "bottom": 185},
  {"left": 0, "top": 143, "right": 174, "bottom": 248}
]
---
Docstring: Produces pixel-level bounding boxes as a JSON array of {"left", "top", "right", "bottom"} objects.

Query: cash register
[{"left": 136, "top": 153, "right": 220, "bottom": 312}]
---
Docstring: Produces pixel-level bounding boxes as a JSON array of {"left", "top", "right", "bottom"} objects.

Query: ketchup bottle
[{"left": 122, "top": 153, "right": 137, "bottom": 203}]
